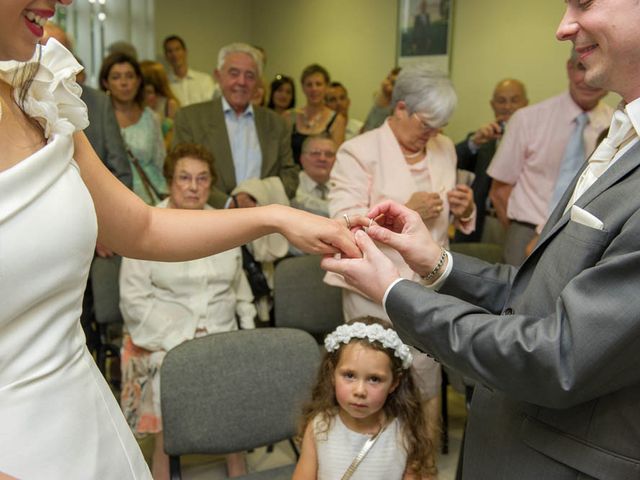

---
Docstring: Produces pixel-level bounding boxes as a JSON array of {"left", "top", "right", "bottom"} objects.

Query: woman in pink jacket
[{"left": 326, "top": 64, "right": 475, "bottom": 477}]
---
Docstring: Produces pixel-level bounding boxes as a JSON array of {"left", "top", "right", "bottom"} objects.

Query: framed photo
[{"left": 397, "top": 0, "right": 454, "bottom": 73}]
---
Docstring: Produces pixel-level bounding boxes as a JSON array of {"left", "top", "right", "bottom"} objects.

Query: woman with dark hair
[
  {"left": 267, "top": 74, "right": 295, "bottom": 116},
  {"left": 100, "top": 52, "right": 167, "bottom": 204},
  {"left": 0, "top": 2, "right": 358, "bottom": 478},
  {"left": 289, "top": 63, "right": 346, "bottom": 164}
]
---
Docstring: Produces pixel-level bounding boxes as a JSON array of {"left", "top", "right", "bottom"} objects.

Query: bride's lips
[
  {"left": 23, "top": 9, "right": 55, "bottom": 38},
  {"left": 23, "top": 16, "right": 43, "bottom": 38}
]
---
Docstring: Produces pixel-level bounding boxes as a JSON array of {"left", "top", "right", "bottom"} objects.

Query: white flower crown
[{"left": 324, "top": 322, "right": 413, "bottom": 369}]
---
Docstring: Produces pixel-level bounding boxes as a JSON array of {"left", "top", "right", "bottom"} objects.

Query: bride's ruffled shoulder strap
[
  {"left": 0, "top": 40, "right": 89, "bottom": 137},
  {"left": 39, "top": 38, "right": 89, "bottom": 134}
]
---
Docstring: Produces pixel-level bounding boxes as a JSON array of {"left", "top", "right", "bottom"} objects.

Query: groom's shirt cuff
[{"left": 382, "top": 250, "right": 454, "bottom": 315}]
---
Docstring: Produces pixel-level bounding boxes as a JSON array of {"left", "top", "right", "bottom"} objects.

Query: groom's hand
[
  {"left": 321, "top": 230, "right": 400, "bottom": 304},
  {"left": 366, "top": 200, "right": 442, "bottom": 278}
]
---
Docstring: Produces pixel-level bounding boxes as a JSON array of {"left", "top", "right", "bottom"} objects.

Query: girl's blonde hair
[{"left": 298, "top": 317, "right": 435, "bottom": 477}]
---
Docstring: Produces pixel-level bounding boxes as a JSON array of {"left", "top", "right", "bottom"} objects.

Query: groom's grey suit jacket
[{"left": 387, "top": 140, "right": 640, "bottom": 479}]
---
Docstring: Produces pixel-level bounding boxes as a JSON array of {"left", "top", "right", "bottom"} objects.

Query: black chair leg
[
  {"left": 441, "top": 370, "right": 449, "bottom": 454},
  {"left": 289, "top": 438, "right": 300, "bottom": 459},
  {"left": 96, "top": 324, "right": 122, "bottom": 390},
  {"left": 169, "top": 455, "right": 182, "bottom": 480}
]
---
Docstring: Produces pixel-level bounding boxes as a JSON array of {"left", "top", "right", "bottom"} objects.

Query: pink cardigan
[{"left": 325, "top": 120, "right": 475, "bottom": 291}]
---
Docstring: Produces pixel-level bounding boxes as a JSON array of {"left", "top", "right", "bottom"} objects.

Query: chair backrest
[
  {"left": 274, "top": 255, "right": 344, "bottom": 341},
  {"left": 90, "top": 255, "right": 123, "bottom": 325},
  {"left": 161, "top": 328, "right": 320, "bottom": 456}
]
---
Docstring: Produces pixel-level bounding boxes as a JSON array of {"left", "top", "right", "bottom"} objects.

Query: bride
[{"left": 0, "top": 2, "right": 359, "bottom": 478}]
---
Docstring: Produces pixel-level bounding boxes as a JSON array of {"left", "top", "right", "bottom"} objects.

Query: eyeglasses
[
  {"left": 303, "top": 149, "right": 336, "bottom": 159},
  {"left": 174, "top": 174, "right": 212, "bottom": 187},
  {"left": 412, "top": 112, "right": 445, "bottom": 133}
]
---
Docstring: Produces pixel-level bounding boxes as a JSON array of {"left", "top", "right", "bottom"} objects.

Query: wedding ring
[{"left": 343, "top": 214, "right": 352, "bottom": 229}]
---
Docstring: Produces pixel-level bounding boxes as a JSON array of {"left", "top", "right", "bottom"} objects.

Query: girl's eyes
[{"left": 339, "top": 370, "right": 386, "bottom": 383}]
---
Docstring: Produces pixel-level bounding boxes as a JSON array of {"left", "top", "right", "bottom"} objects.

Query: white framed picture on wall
[{"left": 397, "top": 0, "right": 453, "bottom": 73}]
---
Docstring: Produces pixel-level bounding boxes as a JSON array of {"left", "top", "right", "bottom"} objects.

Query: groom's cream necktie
[{"left": 565, "top": 109, "right": 636, "bottom": 211}]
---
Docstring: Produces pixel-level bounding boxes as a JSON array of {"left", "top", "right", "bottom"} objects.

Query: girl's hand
[{"left": 447, "top": 184, "right": 475, "bottom": 220}]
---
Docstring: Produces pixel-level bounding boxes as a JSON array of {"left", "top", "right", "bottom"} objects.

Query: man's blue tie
[{"left": 548, "top": 111, "right": 589, "bottom": 213}]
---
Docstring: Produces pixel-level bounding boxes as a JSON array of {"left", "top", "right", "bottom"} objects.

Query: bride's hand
[{"left": 274, "top": 206, "right": 362, "bottom": 258}]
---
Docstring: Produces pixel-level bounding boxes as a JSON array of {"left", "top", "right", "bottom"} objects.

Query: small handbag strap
[
  {"left": 340, "top": 423, "right": 388, "bottom": 480},
  {"left": 127, "top": 149, "right": 165, "bottom": 204}
]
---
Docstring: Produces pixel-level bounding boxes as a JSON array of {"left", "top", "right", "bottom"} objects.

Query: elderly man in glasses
[{"left": 291, "top": 134, "right": 337, "bottom": 217}]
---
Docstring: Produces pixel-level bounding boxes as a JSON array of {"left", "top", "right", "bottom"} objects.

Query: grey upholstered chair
[
  {"left": 90, "top": 255, "right": 123, "bottom": 384},
  {"left": 448, "top": 242, "right": 503, "bottom": 263},
  {"left": 273, "top": 255, "right": 344, "bottom": 342},
  {"left": 160, "top": 328, "right": 320, "bottom": 480}
]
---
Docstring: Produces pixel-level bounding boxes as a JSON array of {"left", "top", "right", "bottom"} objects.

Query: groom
[{"left": 324, "top": 1, "right": 640, "bottom": 479}]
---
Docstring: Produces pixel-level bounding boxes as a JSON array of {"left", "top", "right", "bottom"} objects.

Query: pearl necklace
[{"left": 403, "top": 148, "right": 425, "bottom": 159}]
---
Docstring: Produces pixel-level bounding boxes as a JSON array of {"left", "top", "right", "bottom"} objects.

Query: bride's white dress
[{"left": 0, "top": 40, "right": 150, "bottom": 479}]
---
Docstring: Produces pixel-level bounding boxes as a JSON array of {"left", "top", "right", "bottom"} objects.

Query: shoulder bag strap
[
  {"left": 340, "top": 423, "right": 388, "bottom": 480},
  {"left": 127, "top": 149, "right": 165, "bottom": 204}
]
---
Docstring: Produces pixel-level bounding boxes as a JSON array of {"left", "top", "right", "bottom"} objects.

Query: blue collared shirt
[{"left": 221, "top": 97, "right": 262, "bottom": 185}]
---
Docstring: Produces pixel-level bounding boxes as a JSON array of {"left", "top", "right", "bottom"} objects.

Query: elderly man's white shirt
[
  {"left": 168, "top": 68, "right": 217, "bottom": 107},
  {"left": 292, "top": 171, "right": 330, "bottom": 216}
]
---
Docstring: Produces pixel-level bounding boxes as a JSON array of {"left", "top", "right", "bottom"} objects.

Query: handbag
[
  {"left": 127, "top": 149, "right": 167, "bottom": 205},
  {"left": 241, "top": 245, "right": 271, "bottom": 300}
]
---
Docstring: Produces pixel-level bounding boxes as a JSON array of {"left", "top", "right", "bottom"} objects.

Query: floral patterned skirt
[{"left": 120, "top": 335, "right": 166, "bottom": 436}]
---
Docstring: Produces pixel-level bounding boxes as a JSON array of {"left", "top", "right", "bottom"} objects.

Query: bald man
[
  {"left": 455, "top": 79, "right": 528, "bottom": 243},
  {"left": 488, "top": 55, "right": 612, "bottom": 266}
]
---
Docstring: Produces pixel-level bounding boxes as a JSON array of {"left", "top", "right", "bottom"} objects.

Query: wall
[
  {"left": 249, "top": 0, "right": 397, "bottom": 132},
  {"left": 154, "top": 0, "right": 619, "bottom": 142},
  {"left": 154, "top": 0, "right": 253, "bottom": 75}
]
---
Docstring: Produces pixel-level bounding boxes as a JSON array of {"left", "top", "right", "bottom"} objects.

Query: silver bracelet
[{"left": 422, "top": 247, "right": 447, "bottom": 282}]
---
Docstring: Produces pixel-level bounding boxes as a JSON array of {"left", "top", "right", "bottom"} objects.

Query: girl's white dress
[
  {"left": 314, "top": 414, "right": 407, "bottom": 480},
  {"left": 0, "top": 40, "right": 151, "bottom": 479}
]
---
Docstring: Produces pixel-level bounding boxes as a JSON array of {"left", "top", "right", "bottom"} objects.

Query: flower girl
[{"left": 293, "top": 317, "right": 435, "bottom": 479}]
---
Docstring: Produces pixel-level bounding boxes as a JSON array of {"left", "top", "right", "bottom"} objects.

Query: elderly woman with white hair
[{"left": 325, "top": 63, "right": 475, "bottom": 477}]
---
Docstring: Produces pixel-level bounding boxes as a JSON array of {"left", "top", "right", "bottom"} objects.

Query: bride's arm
[{"left": 73, "top": 132, "right": 360, "bottom": 261}]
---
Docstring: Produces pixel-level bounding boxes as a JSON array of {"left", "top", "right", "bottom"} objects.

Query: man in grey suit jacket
[
  {"left": 42, "top": 22, "right": 131, "bottom": 188},
  {"left": 82, "top": 86, "right": 132, "bottom": 188},
  {"left": 323, "top": 2, "right": 640, "bottom": 478},
  {"left": 173, "top": 42, "right": 298, "bottom": 209}
]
